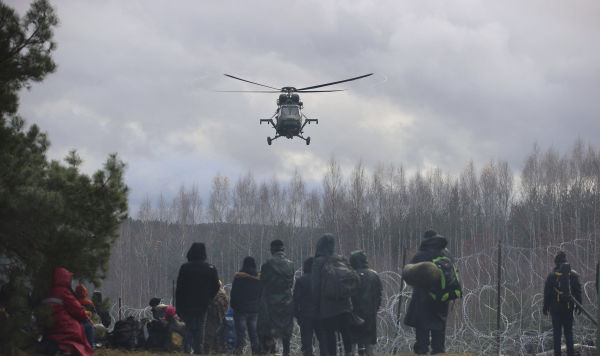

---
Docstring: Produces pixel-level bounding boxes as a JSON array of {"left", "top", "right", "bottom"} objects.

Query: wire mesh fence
[{"left": 108, "top": 238, "right": 598, "bottom": 355}]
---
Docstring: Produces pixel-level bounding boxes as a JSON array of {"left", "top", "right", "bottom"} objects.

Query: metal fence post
[{"left": 497, "top": 239, "right": 502, "bottom": 356}]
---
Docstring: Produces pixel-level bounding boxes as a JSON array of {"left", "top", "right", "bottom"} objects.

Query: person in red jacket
[
  {"left": 42, "top": 267, "right": 94, "bottom": 356},
  {"left": 75, "top": 284, "right": 96, "bottom": 348}
]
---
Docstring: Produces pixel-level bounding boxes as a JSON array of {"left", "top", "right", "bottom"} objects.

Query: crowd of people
[
  {"left": 37, "top": 230, "right": 590, "bottom": 356},
  {"left": 174, "top": 237, "right": 384, "bottom": 356}
]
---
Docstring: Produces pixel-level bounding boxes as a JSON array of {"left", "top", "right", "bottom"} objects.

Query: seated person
[
  {"left": 91, "top": 291, "right": 111, "bottom": 328},
  {"left": 74, "top": 285, "right": 96, "bottom": 348},
  {"left": 42, "top": 268, "right": 93, "bottom": 356},
  {"left": 146, "top": 305, "right": 185, "bottom": 351},
  {"left": 149, "top": 297, "right": 167, "bottom": 320}
]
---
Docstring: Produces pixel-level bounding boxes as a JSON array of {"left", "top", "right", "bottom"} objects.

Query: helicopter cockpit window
[{"left": 281, "top": 106, "right": 299, "bottom": 117}]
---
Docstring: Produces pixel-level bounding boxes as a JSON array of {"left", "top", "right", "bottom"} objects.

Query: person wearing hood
[
  {"left": 230, "top": 256, "right": 261, "bottom": 354},
  {"left": 404, "top": 230, "right": 452, "bottom": 354},
  {"left": 349, "top": 251, "right": 382, "bottom": 356},
  {"left": 311, "top": 234, "right": 354, "bottom": 356},
  {"left": 294, "top": 256, "right": 326, "bottom": 356},
  {"left": 41, "top": 267, "right": 94, "bottom": 356},
  {"left": 74, "top": 284, "right": 96, "bottom": 348},
  {"left": 257, "top": 240, "right": 295, "bottom": 356},
  {"left": 176, "top": 242, "right": 220, "bottom": 354},
  {"left": 542, "top": 251, "right": 582, "bottom": 356}
]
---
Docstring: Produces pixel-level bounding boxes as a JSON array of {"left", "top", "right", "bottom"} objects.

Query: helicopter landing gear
[
  {"left": 266, "top": 135, "right": 281, "bottom": 145},
  {"left": 297, "top": 134, "right": 311, "bottom": 145}
]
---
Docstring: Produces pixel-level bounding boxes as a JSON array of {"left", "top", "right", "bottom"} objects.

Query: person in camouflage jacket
[
  {"left": 257, "top": 240, "right": 295, "bottom": 356},
  {"left": 349, "top": 250, "right": 382, "bottom": 356},
  {"left": 204, "top": 282, "right": 229, "bottom": 354}
]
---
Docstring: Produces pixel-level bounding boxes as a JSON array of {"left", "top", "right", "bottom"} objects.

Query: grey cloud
[{"left": 9, "top": 0, "right": 600, "bottom": 209}]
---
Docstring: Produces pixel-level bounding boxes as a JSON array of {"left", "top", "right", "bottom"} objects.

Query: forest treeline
[{"left": 103, "top": 140, "right": 600, "bottom": 308}]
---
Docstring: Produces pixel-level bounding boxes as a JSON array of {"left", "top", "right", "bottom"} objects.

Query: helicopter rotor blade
[
  {"left": 297, "top": 73, "right": 373, "bottom": 91},
  {"left": 224, "top": 74, "right": 281, "bottom": 90},
  {"left": 296, "top": 89, "right": 345, "bottom": 93},
  {"left": 215, "top": 90, "right": 281, "bottom": 93}
]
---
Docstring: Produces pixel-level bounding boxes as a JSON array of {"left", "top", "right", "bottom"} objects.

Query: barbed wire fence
[
  {"left": 377, "top": 238, "right": 598, "bottom": 355},
  {"left": 109, "top": 238, "right": 598, "bottom": 355}
]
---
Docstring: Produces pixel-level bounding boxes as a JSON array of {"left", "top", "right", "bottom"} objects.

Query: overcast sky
[{"left": 8, "top": 0, "right": 600, "bottom": 215}]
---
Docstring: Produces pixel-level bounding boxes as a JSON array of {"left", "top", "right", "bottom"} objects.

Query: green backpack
[{"left": 428, "top": 256, "right": 462, "bottom": 302}]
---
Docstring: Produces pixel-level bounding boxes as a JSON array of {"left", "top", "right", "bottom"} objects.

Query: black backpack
[
  {"left": 112, "top": 316, "right": 140, "bottom": 349},
  {"left": 145, "top": 319, "right": 169, "bottom": 350},
  {"left": 553, "top": 263, "right": 573, "bottom": 307},
  {"left": 321, "top": 257, "right": 360, "bottom": 300},
  {"left": 428, "top": 256, "right": 462, "bottom": 302}
]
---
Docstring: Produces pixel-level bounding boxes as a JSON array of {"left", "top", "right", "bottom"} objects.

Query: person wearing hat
[
  {"left": 404, "top": 230, "right": 453, "bottom": 354},
  {"left": 543, "top": 251, "right": 582, "bottom": 356},
  {"left": 257, "top": 240, "right": 295, "bottom": 356},
  {"left": 149, "top": 297, "right": 168, "bottom": 320},
  {"left": 176, "top": 242, "right": 220, "bottom": 354},
  {"left": 350, "top": 250, "right": 382, "bottom": 356}
]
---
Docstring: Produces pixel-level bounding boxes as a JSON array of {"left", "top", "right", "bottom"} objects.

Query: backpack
[
  {"left": 428, "top": 256, "right": 462, "bottom": 302},
  {"left": 553, "top": 263, "right": 573, "bottom": 307},
  {"left": 145, "top": 319, "right": 169, "bottom": 350},
  {"left": 321, "top": 257, "right": 360, "bottom": 300},
  {"left": 112, "top": 316, "right": 140, "bottom": 349}
]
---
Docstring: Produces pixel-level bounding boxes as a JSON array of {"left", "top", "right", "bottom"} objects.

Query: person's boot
[{"left": 358, "top": 344, "right": 366, "bottom": 356}]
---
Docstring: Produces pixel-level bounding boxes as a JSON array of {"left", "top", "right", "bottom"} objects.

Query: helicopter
[{"left": 221, "top": 73, "right": 373, "bottom": 145}]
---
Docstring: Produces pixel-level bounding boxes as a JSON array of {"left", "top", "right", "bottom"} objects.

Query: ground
[{"left": 92, "top": 350, "right": 475, "bottom": 356}]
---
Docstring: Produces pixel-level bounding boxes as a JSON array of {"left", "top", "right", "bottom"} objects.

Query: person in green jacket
[
  {"left": 350, "top": 250, "right": 382, "bottom": 356},
  {"left": 257, "top": 240, "right": 295, "bottom": 356}
]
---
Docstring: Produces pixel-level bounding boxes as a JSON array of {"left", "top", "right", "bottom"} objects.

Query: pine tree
[
  {"left": 0, "top": 0, "right": 129, "bottom": 350},
  {"left": 0, "top": 0, "right": 58, "bottom": 116}
]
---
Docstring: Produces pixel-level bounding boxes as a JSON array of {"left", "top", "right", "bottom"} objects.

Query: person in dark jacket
[
  {"left": 543, "top": 251, "right": 582, "bottom": 356},
  {"left": 258, "top": 240, "right": 295, "bottom": 356},
  {"left": 92, "top": 291, "right": 111, "bottom": 328},
  {"left": 230, "top": 256, "right": 261, "bottom": 354},
  {"left": 311, "top": 234, "right": 354, "bottom": 356},
  {"left": 294, "top": 257, "right": 326, "bottom": 356},
  {"left": 146, "top": 305, "right": 186, "bottom": 351},
  {"left": 350, "top": 251, "right": 382, "bottom": 356},
  {"left": 176, "top": 242, "right": 220, "bottom": 354},
  {"left": 404, "top": 230, "right": 452, "bottom": 354}
]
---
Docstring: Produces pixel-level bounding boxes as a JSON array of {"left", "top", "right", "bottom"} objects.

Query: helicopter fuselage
[{"left": 275, "top": 104, "right": 302, "bottom": 138}]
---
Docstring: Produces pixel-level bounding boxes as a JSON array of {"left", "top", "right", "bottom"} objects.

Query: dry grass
[
  {"left": 93, "top": 350, "right": 476, "bottom": 356},
  {"left": 11, "top": 347, "right": 476, "bottom": 356}
]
